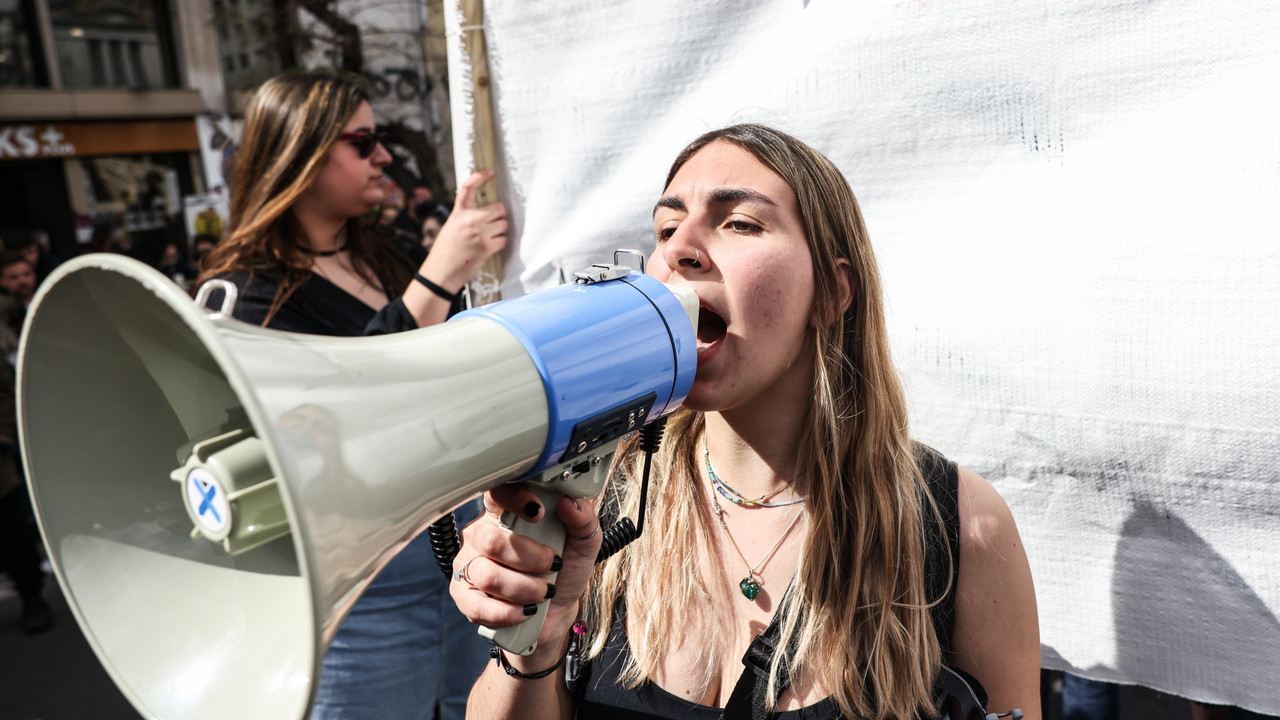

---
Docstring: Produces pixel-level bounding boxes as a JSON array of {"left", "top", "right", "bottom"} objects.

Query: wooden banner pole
[{"left": 459, "top": 0, "right": 503, "bottom": 305}]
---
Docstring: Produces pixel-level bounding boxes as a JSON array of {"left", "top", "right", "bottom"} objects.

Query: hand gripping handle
[
  {"left": 477, "top": 452, "right": 612, "bottom": 655},
  {"left": 477, "top": 483, "right": 572, "bottom": 655}
]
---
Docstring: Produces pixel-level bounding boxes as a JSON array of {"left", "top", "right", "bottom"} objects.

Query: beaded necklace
[
  {"left": 704, "top": 445, "right": 805, "bottom": 508},
  {"left": 704, "top": 443, "right": 805, "bottom": 599}
]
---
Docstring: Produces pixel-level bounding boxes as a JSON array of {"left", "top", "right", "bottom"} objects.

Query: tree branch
[{"left": 296, "top": 0, "right": 363, "bottom": 72}]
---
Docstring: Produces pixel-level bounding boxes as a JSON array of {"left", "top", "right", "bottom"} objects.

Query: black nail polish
[
  {"left": 524, "top": 501, "right": 541, "bottom": 519},
  {"left": 545, "top": 584, "right": 557, "bottom": 599},
  {"left": 522, "top": 604, "right": 537, "bottom": 616},
  {"left": 550, "top": 555, "right": 563, "bottom": 572}
]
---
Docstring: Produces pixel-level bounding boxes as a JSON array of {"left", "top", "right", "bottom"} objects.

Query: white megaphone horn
[{"left": 16, "top": 252, "right": 697, "bottom": 720}]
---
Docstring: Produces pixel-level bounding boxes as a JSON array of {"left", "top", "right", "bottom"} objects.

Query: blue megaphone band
[{"left": 452, "top": 274, "right": 697, "bottom": 477}]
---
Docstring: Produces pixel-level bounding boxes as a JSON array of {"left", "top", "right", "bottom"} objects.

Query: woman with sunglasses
[{"left": 197, "top": 71, "right": 506, "bottom": 720}]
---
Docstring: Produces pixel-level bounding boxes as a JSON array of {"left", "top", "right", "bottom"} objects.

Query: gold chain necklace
[{"left": 710, "top": 492, "right": 804, "bottom": 600}]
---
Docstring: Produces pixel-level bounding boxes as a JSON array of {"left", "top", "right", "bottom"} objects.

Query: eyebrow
[{"left": 653, "top": 187, "right": 778, "bottom": 217}]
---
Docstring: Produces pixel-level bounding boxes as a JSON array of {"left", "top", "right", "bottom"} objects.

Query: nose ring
[{"left": 681, "top": 249, "right": 702, "bottom": 268}]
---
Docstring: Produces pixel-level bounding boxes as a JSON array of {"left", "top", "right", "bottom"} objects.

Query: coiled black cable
[
  {"left": 594, "top": 517, "right": 637, "bottom": 563},
  {"left": 595, "top": 416, "right": 666, "bottom": 564},
  {"left": 428, "top": 512, "right": 461, "bottom": 579}
]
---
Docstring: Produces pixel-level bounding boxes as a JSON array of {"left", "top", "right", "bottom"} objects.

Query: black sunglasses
[{"left": 338, "top": 129, "right": 388, "bottom": 159}]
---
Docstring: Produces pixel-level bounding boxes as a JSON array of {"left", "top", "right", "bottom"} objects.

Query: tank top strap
[{"left": 917, "top": 443, "right": 961, "bottom": 662}]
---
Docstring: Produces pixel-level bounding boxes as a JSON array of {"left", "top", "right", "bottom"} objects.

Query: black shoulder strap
[{"left": 918, "top": 443, "right": 961, "bottom": 660}]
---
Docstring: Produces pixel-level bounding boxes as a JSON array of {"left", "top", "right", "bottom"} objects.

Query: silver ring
[
  {"left": 574, "top": 519, "right": 601, "bottom": 541},
  {"left": 481, "top": 494, "right": 498, "bottom": 515},
  {"left": 453, "top": 556, "right": 481, "bottom": 585},
  {"left": 681, "top": 249, "right": 702, "bottom": 268}
]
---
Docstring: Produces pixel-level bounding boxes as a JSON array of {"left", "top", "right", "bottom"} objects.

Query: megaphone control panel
[{"left": 560, "top": 391, "right": 655, "bottom": 463}]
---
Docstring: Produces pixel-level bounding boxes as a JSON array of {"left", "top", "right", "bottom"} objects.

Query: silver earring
[{"left": 681, "top": 249, "right": 702, "bottom": 268}]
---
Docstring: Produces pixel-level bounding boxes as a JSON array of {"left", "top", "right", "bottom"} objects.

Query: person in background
[
  {"left": 194, "top": 204, "right": 226, "bottom": 239},
  {"left": 1061, "top": 674, "right": 1118, "bottom": 720},
  {"left": 418, "top": 201, "right": 451, "bottom": 252},
  {"left": 1, "top": 228, "right": 58, "bottom": 285},
  {"left": 377, "top": 204, "right": 401, "bottom": 231},
  {"left": 394, "top": 185, "right": 434, "bottom": 240},
  {"left": 91, "top": 219, "right": 132, "bottom": 256},
  {"left": 192, "top": 233, "right": 220, "bottom": 268},
  {"left": 1193, "top": 702, "right": 1279, "bottom": 720},
  {"left": 158, "top": 239, "right": 198, "bottom": 291},
  {"left": 0, "top": 294, "right": 51, "bottom": 635},
  {"left": 375, "top": 202, "right": 425, "bottom": 263},
  {"left": 451, "top": 124, "right": 1041, "bottom": 720},
  {"left": 0, "top": 254, "right": 37, "bottom": 308},
  {"left": 195, "top": 71, "right": 506, "bottom": 720}
]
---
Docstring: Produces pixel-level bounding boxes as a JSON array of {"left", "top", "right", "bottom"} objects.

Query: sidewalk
[{"left": 0, "top": 579, "right": 141, "bottom": 720}]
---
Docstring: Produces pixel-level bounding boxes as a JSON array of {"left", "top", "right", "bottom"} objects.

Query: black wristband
[
  {"left": 413, "top": 273, "right": 458, "bottom": 302},
  {"left": 489, "top": 642, "right": 570, "bottom": 680}
]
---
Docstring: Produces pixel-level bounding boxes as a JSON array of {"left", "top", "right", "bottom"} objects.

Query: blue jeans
[
  {"left": 309, "top": 500, "right": 490, "bottom": 720},
  {"left": 1061, "top": 673, "right": 1119, "bottom": 720}
]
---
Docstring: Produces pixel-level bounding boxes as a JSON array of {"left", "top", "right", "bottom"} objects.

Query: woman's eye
[
  {"left": 726, "top": 220, "right": 763, "bottom": 234},
  {"left": 655, "top": 226, "right": 677, "bottom": 242}
]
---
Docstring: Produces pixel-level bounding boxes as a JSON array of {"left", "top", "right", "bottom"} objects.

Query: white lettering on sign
[
  {"left": 0, "top": 125, "right": 76, "bottom": 158},
  {"left": 39, "top": 126, "right": 74, "bottom": 156}
]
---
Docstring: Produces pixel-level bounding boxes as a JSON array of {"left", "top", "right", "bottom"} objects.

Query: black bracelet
[
  {"left": 489, "top": 642, "right": 570, "bottom": 680},
  {"left": 413, "top": 273, "right": 458, "bottom": 302}
]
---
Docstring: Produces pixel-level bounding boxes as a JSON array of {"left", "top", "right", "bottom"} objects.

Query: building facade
[
  {"left": 0, "top": 0, "right": 228, "bottom": 261},
  {"left": 0, "top": 0, "right": 454, "bottom": 263}
]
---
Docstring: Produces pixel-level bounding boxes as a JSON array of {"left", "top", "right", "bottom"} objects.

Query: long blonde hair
[
  {"left": 585, "top": 124, "right": 945, "bottom": 720},
  {"left": 197, "top": 72, "right": 410, "bottom": 322}
]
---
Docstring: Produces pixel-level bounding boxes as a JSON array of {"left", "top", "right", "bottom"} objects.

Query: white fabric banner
[{"left": 447, "top": 1, "right": 1280, "bottom": 712}]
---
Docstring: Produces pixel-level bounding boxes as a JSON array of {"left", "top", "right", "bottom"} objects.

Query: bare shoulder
[
  {"left": 956, "top": 466, "right": 1022, "bottom": 556},
  {"left": 952, "top": 466, "right": 1042, "bottom": 719}
]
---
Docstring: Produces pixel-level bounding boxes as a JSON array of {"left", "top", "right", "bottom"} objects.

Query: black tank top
[{"left": 575, "top": 445, "right": 961, "bottom": 720}]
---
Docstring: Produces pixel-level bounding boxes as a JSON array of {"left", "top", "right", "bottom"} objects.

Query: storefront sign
[
  {"left": 0, "top": 125, "right": 75, "bottom": 159},
  {"left": 0, "top": 120, "right": 198, "bottom": 161}
]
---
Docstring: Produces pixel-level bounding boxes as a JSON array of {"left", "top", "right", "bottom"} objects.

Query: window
[
  {"left": 48, "top": 0, "right": 179, "bottom": 89},
  {"left": 87, "top": 38, "right": 105, "bottom": 86},
  {"left": 0, "top": 0, "right": 48, "bottom": 87},
  {"left": 213, "top": 0, "right": 286, "bottom": 91}
]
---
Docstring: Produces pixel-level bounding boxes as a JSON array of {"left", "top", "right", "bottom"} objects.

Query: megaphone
[{"left": 17, "top": 253, "right": 697, "bottom": 720}]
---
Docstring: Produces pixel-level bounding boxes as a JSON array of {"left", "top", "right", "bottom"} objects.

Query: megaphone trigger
[{"left": 478, "top": 439, "right": 619, "bottom": 655}]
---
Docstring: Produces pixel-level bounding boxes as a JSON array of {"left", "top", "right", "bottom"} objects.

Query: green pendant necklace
[{"left": 710, "top": 492, "right": 804, "bottom": 600}]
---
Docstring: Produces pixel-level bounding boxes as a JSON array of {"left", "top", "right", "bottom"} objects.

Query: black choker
[{"left": 310, "top": 243, "right": 349, "bottom": 257}]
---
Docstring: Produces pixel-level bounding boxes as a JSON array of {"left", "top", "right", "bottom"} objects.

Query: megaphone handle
[{"left": 481, "top": 483, "right": 570, "bottom": 656}]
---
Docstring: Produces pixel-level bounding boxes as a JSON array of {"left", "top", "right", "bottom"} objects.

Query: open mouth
[{"left": 697, "top": 307, "right": 727, "bottom": 351}]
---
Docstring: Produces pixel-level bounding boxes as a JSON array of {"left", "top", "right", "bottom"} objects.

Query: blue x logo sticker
[{"left": 192, "top": 476, "right": 223, "bottom": 524}]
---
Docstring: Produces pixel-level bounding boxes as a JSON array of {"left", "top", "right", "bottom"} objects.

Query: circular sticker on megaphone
[{"left": 184, "top": 468, "right": 232, "bottom": 540}]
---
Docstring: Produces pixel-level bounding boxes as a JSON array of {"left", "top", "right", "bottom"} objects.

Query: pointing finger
[{"left": 454, "top": 169, "right": 495, "bottom": 211}]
